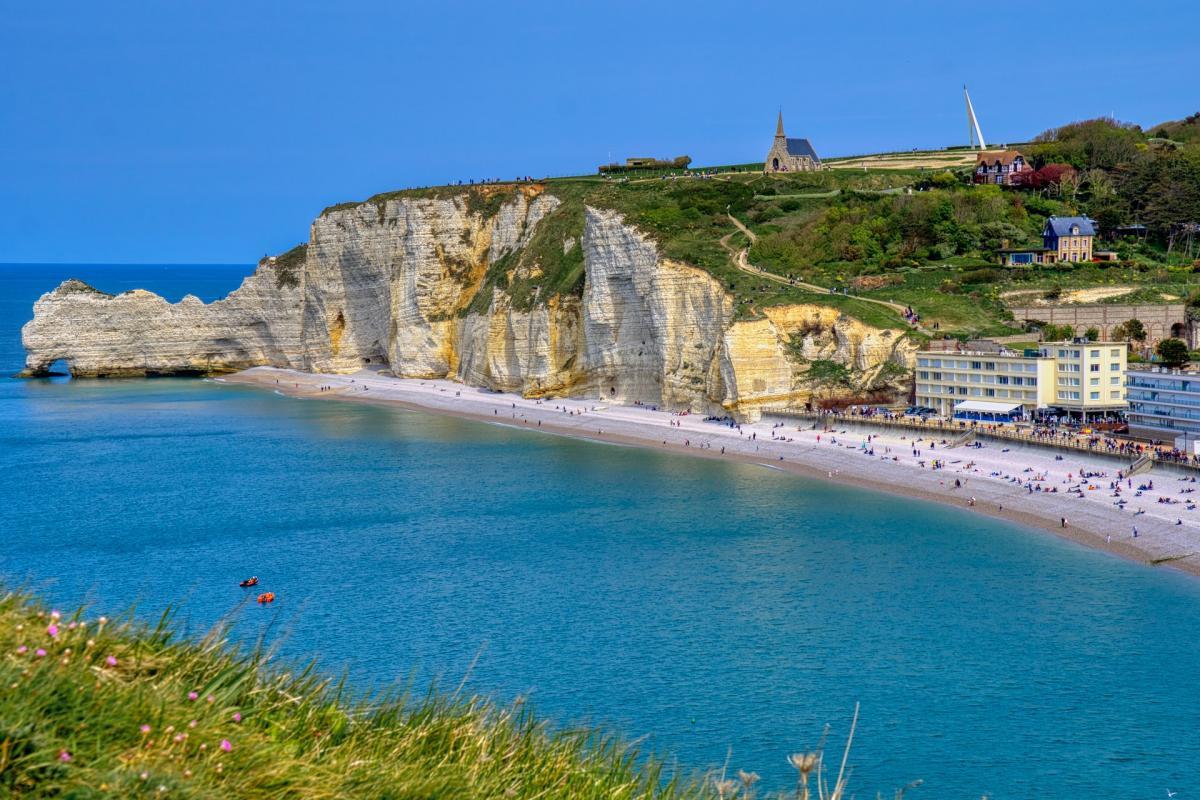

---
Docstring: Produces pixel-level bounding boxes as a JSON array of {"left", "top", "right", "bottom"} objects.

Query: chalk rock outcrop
[
  {"left": 719, "top": 306, "right": 916, "bottom": 419},
  {"left": 22, "top": 187, "right": 915, "bottom": 418},
  {"left": 577, "top": 207, "right": 733, "bottom": 406},
  {"left": 21, "top": 264, "right": 304, "bottom": 377}
]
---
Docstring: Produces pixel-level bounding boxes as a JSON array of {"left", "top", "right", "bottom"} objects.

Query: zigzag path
[{"left": 723, "top": 214, "right": 928, "bottom": 334}]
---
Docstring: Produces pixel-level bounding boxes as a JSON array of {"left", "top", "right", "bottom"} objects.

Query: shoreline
[{"left": 221, "top": 367, "right": 1200, "bottom": 578}]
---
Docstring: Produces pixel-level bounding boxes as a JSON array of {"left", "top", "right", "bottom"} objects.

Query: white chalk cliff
[{"left": 21, "top": 187, "right": 915, "bottom": 420}]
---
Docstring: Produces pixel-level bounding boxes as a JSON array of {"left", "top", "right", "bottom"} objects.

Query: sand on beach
[{"left": 221, "top": 367, "right": 1200, "bottom": 577}]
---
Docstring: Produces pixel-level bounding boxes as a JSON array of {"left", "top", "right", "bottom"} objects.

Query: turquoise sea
[{"left": 3, "top": 264, "right": 1200, "bottom": 797}]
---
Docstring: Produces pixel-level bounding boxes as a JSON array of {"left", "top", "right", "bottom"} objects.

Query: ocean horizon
[{"left": 4, "top": 263, "right": 1200, "bottom": 797}]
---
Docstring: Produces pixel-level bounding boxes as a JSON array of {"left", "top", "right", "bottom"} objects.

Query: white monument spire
[{"left": 964, "top": 85, "right": 987, "bottom": 150}]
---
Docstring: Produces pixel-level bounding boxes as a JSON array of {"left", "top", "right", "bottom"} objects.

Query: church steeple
[{"left": 775, "top": 110, "right": 785, "bottom": 138}]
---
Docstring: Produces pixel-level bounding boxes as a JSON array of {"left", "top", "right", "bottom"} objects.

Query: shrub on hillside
[{"left": 960, "top": 268, "right": 1001, "bottom": 285}]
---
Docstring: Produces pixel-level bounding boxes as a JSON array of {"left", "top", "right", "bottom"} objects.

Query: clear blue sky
[{"left": 2, "top": 0, "right": 1196, "bottom": 263}]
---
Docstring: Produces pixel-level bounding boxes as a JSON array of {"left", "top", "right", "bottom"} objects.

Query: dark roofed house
[
  {"left": 998, "top": 216, "right": 1098, "bottom": 266},
  {"left": 1043, "top": 216, "right": 1096, "bottom": 262},
  {"left": 765, "top": 112, "right": 822, "bottom": 172}
]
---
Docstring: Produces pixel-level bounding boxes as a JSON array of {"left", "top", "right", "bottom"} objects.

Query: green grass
[
  {"left": 0, "top": 590, "right": 890, "bottom": 799},
  {"left": 0, "top": 591, "right": 713, "bottom": 799},
  {"left": 306, "top": 159, "right": 1191, "bottom": 340},
  {"left": 272, "top": 244, "right": 307, "bottom": 290}
]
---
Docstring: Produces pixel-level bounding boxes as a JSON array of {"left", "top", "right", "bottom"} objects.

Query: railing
[
  {"left": 1127, "top": 453, "right": 1155, "bottom": 477},
  {"left": 947, "top": 428, "right": 976, "bottom": 448}
]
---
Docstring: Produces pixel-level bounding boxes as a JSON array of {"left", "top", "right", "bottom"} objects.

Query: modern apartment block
[
  {"left": 915, "top": 350, "right": 1055, "bottom": 419},
  {"left": 914, "top": 340, "right": 1127, "bottom": 420},
  {"left": 1126, "top": 366, "right": 1200, "bottom": 442},
  {"left": 1049, "top": 342, "right": 1127, "bottom": 415}
]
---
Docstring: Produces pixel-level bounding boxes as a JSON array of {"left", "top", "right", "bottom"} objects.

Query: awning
[{"left": 953, "top": 400, "right": 1023, "bottom": 414}]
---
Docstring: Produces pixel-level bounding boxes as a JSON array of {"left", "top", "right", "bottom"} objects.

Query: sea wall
[{"left": 21, "top": 189, "right": 915, "bottom": 418}]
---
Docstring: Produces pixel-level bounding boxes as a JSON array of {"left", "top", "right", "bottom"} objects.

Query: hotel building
[
  {"left": 1125, "top": 366, "right": 1200, "bottom": 442},
  {"left": 915, "top": 341, "right": 1127, "bottom": 420}
]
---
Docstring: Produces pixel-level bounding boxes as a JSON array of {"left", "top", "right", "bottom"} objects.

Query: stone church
[{"left": 764, "top": 112, "right": 822, "bottom": 172}]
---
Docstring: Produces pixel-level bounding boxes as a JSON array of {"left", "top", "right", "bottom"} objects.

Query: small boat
[
  {"left": 256, "top": 592, "right": 275, "bottom": 605},
  {"left": 239, "top": 577, "right": 259, "bottom": 588}
]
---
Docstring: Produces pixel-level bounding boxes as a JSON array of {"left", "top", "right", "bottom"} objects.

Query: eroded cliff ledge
[{"left": 22, "top": 187, "right": 915, "bottom": 420}]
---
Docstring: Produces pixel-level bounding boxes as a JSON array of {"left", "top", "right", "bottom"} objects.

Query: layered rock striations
[
  {"left": 22, "top": 188, "right": 915, "bottom": 419},
  {"left": 21, "top": 265, "right": 305, "bottom": 378}
]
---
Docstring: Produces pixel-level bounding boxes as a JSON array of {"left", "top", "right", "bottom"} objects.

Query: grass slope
[
  {"left": 311, "top": 123, "right": 1200, "bottom": 340},
  {"left": 0, "top": 592, "right": 709, "bottom": 799}
]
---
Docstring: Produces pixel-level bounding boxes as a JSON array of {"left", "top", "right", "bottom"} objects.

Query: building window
[
  {"left": 1091, "top": 350, "right": 1100, "bottom": 357},
  {"left": 1090, "top": 392, "right": 1100, "bottom": 400},
  {"left": 1091, "top": 364, "right": 1100, "bottom": 372},
  {"left": 1111, "top": 363, "right": 1120, "bottom": 371}
]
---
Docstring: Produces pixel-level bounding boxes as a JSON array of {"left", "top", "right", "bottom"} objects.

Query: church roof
[{"left": 785, "top": 138, "right": 819, "bottom": 160}]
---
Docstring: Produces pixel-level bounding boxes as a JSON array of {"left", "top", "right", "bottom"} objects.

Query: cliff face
[
  {"left": 21, "top": 189, "right": 914, "bottom": 419},
  {"left": 20, "top": 266, "right": 305, "bottom": 377}
]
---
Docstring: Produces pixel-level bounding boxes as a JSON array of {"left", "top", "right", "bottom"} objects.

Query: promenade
[{"left": 764, "top": 408, "right": 1200, "bottom": 472}]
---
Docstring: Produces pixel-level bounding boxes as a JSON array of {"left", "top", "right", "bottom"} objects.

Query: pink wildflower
[
  {"left": 174, "top": 733, "right": 187, "bottom": 743},
  {"left": 58, "top": 750, "right": 71, "bottom": 762},
  {"left": 232, "top": 712, "right": 242, "bottom": 723},
  {"left": 105, "top": 655, "right": 117, "bottom": 667},
  {"left": 188, "top": 720, "right": 197, "bottom": 728},
  {"left": 68, "top": 621, "right": 77, "bottom": 630},
  {"left": 140, "top": 725, "right": 152, "bottom": 734},
  {"left": 35, "top": 648, "right": 46, "bottom": 658},
  {"left": 206, "top": 694, "right": 215, "bottom": 704},
  {"left": 220, "top": 739, "right": 232, "bottom": 753},
  {"left": 16, "top": 646, "right": 27, "bottom": 655},
  {"left": 50, "top": 610, "right": 61, "bottom": 621},
  {"left": 187, "top": 691, "right": 198, "bottom": 701},
  {"left": 46, "top": 624, "right": 58, "bottom": 638}
]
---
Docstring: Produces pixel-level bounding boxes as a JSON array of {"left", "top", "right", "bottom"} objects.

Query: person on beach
[
  {"left": 1061, "top": 517, "right": 1067, "bottom": 528},
  {"left": 1133, "top": 526, "right": 1139, "bottom": 538}
]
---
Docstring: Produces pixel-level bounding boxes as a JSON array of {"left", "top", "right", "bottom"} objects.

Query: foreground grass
[{"left": 0, "top": 592, "right": 713, "bottom": 799}]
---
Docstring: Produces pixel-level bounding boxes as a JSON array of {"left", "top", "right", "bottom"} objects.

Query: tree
[
  {"left": 1084, "top": 326, "right": 1101, "bottom": 341},
  {"left": 1113, "top": 318, "right": 1147, "bottom": 342},
  {"left": 1157, "top": 337, "right": 1190, "bottom": 367},
  {"left": 1125, "top": 318, "right": 1147, "bottom": 342},
  {"left": 1041, "top": 323, "right": 1075, "bottom": 341}
]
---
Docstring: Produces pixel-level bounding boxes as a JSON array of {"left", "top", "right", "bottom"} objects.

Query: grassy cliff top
[
  {"left": 0, "top": 591, "right": 714, "bottom": 799},
  {"left": 311, "top": 119, "right": 1200, "bottom": 338}
]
